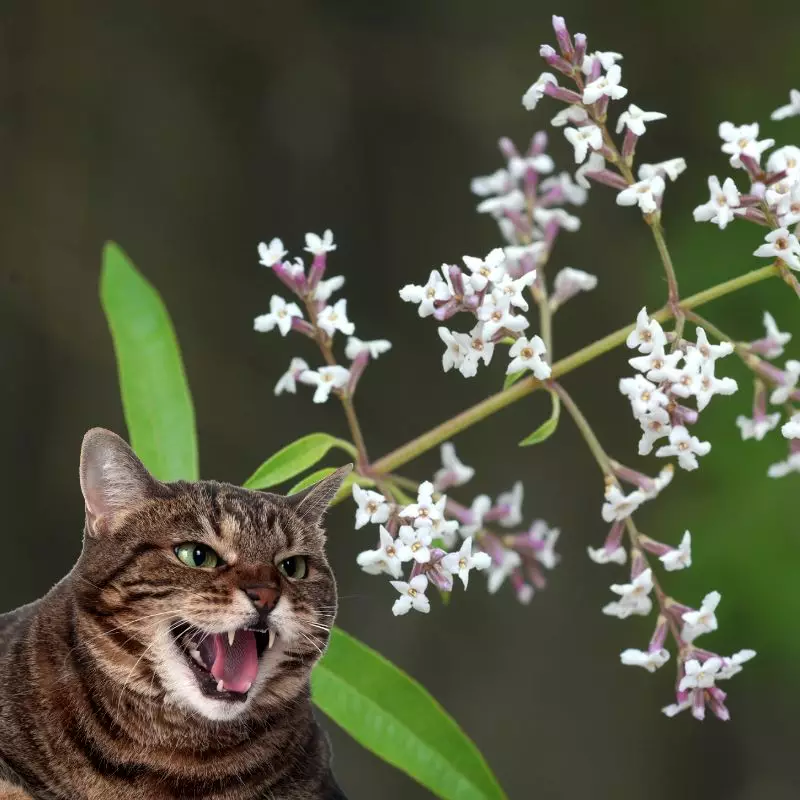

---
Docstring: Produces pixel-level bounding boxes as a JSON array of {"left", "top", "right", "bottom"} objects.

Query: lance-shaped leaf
[{"left": 519, "top": 390, "right": 560, "bottom": 446}]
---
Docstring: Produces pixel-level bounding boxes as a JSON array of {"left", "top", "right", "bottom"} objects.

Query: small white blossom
[
  {"left": 552, "top": 267, "right": 598, "bottom": 307},
  {"left": 428, "top": 513, "right": 461, "bottom": 549},
  {"left": 692, "top": 327, "right": 734, "bottom": 362},
  {"left": 506, "top": 335, "right": 551, "bottom": 379},
  {"left": 620, "top": 648, "right": 670, "bottom": 673},
  {"left": 507, "top": 153, "right": 555, "bottom": 181},
  {"left": 390, "top": 575, "right": 430, "bottom": 616},
  {"left": 719, "top": 122, "right": 774, "bottom": 168},
  {"left": 461, "top": 494, "right": 492, "bottom": 537},
  {"left": 768, "top": 451, "right": 800, "bottom": 478},
  {"left": 753, "top": 227, "right": 800, "bottom": 271},
  {"left": 771, "top": 89, "right": 800, "bottom": 121},
  {"left": 587, "top": 545, "right": 627, "bottom": 565},
  {"left": 575, "top": 152, "right": 606, "bottom": 189},
  {"left": 638, "top": 407, "right": 672, "bottom": 455},
  {"left": 274, "top": 357, "right": 310, "bottom": 396},
  {"left": 660, "top": 530, "right": 692, "bottom": 571},
  {"left": 760, "top": 311, "right": 792, "bottom": 358},
  {"left": 398, "top": 481, "right": 442, "bottom": 529},
  {"left": 717, "top": 649, "right": 757, "bottom": 680},
  {"left": 493, "top": 271, "right": 537, "bottom": 312},
  {"left": 312, "top": 275, "right": 346, "bottom": 303},
  {"left": 486, "top": 549, "right": 522, "bottom": 594},
  {"left": 504, "top": 244, "right": 545, "bottom": 274},
  {"left": 532, "top": 522, "right": 561, "bottom": 569},
  {"left": 522, "top": 72, "right": 558, "bottom": 111},
  {"left": 496, "top": 481, "right": 524, "bottom": 528},
  {"left": 770, "top": 359, "right": 800, "bottom": 404},
  {"left": 299, "top": 365, "right": 350, "bottom": 403},
  {"left": 628, "top": 344, "right": 682, "bottom": 383},
  {"left": 601, "top": 484, "right": 645, "bottom": 523},
  {"left": 693, "top": 176, "right": 741, "bottom": 229},
  {"left": 476, "top": 189, "right": 527, "bottom": 215},
  {"left": 662, "top": 349, "right": 703, "bottom": 400},
  {"left": 317, "top": 299, "right": 355, "bottom": 338},
  {"left": 258, "top": 237, "right": 288, "bottom": 267},
  {"left": 626, "top": 308, "right": 667, "bottom": 354},
  {"left": 564, "top": 125, "right": 604, "bottom": 164},
  {"left": 604, "top": 569, "right": 654, "bottom": 618},
  {"left": 582, "top": 51, "right": 623, "bottom": 77},
  {"left": 540, "top": 171, "right": 589, "bottom": 205},
  {"left": 477, "top": 294, "right": 529, "bottom": 340},
  {"left": 438, "top": 327, "right": 469, "bottom": 374},
  {"left": 254, "top": 295, "right": 303, "bottom": 336},
  {"left": 434, "top": 443, "right": 474, "bottom": 491},
  {"left": 551, "top": 105, "right": 590, "bottom": 127},
  {"left": 304, "top": 229, "right": 336, "bottom": 255},
  {"left": 616, "top": 175, "right": 665, "bottom": 214},
  {"left": 638, "top": 158, "right": 687, "bottom": 182},
  {"left": 680, "top": 658, "right": 723, "bottom": 692},
  {"left": 681, "top": 591, "right": 720, "bottom": 642},
  {"left": 470, "top": 168, "right": 512, "bottom": 197},
  {"left": 582, "top": 64, "right": 628, "bottom": 104},
  {"left": 767, "top": 146, "right": 800, "bottom": 182},
  {"left": 345, "top": 337, "right": 392, "bottom": 360},
  {"left": 615, "top": 104, "right": 666, "bottom": 136},
  {"left": 695, "top": 359, "right": 738, "bottom": 412},
  {"left": 352, "top": 484, "right": 390, "bottom": 529},
  {"left": 662, "top": 699, "right": 692, "bottom": 718},
  {"left": 463, "top": 248, "right": 507, "bottom": 292},
  {"left": 442, "top": 537, "right": 492, "bottom": 589},
  {"left": 459, "top": 323, "right": 496, "bottom": 378},
  {"left": 782, "top": 413, "right": 800, "bottom": 438},
  {"left": 398, "top": 525, "right": 433, "bottom": 564},
  {"left": 736, "top": 412, "right": 781, "bottom": 441},
  {"left": 356, "top": 526, "right": 407, "bottom": 579},
  {"left": 619, "top": 374, "right": 669, "bottom": 418},
  {"left": 533, "top": 207, "right": 581, "bottom": 232},
  {"left": 400, "top": 270, "right": 452, "bottom": 317},
  {"left": 656, "top": 425, "right": 711, "bottom": 471}
]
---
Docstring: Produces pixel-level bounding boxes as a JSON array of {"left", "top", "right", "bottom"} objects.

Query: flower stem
[
  {"left": 552, "top": 382, "right": 613, "bottom": 477},
  {"left": 648, "top": 218, "right": 681, "bottom": 307}
]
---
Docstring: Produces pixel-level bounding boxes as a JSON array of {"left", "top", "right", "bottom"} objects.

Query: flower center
[
  {"left": 777, "top": 237, "right": 789, "bottom": 250},
  {"left": 652, "top": 358, "right": 664, "bottom": 369},
  {"left": 411, "top": 542, "right": 422, "bottom": 552},
  {"left": 641, "top": 330, "right": 652, "bottom": 342},
  {"left": 678, "top": 441, "right": 689, "bottom": 451},
  {"left": 386, "top": 546, "right": 396, "bottom": 557},
  {"left": 492, "top": 310, "right": 503, "bottom": 322},
  {"left": 367, "top": 501, "right": 378, "bottom": 514},
  {"left": 426, "top": 287, "right": 436, "bottom": 298},
  {"left": 322, "top": 373, "right": 334, "bottom": 383},
  {"left": 521, "top": 347, "right": 534, "bottom": 359},
  {"left": 458, "top": 557, "right": 468, "bottom": 569},
  {"left": 737, "top": 137, "right": 750, "bottom": 148},
  {"left": 472, "top": 341, "right": 484, "bottom": 352},
  {"left": 408, "top": 587, "right": 418, "bottom": 597}
]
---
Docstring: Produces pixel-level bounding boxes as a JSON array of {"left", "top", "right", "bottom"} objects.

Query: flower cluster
[
  {"left": 354, "top": 444, "right": 560, "bottom": 613},
  {"left": 254, "top": 231, "right": 392, "bottom": 404}
]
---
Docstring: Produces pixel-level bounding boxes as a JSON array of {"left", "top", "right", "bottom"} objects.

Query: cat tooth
[
  {"left": 267, "top": 629, "right": 276, "bottom": 650},
  {"left": 227, "top": 630, "right": 236, "bottom": 647},
  {"left": 217, "top": 680, "right": 225, "bottom": 692},
  {"left": 189, "top": 649, "right": 203, "bottom": 666},
  {"left": 242, "top": 681, "right": 252, "bottom": 693}
]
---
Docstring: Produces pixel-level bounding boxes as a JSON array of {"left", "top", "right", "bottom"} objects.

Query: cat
[{"left": 0, "top": 428, "right": 352, "bottom": 800}]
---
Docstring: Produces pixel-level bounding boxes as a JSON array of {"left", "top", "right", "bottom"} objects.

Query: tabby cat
[{"left": 0, "top": 428, "right": 351, "bottom": 799}]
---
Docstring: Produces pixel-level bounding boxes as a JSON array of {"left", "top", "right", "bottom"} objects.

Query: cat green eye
[
  {"left": 174, "top": 542, "right": 223, "bottom": 570},
  {"left": 277, "top": 555, "right": 308, "bottom": 580}
]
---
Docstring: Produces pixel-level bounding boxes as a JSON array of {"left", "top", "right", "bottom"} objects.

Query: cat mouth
[{"left": 171, "top": 622, "right": 275, "bottom": 701}]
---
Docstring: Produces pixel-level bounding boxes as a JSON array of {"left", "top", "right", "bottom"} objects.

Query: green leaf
[
  {"left": 243, "top": 433, "right": 356, "bottom": 490},
  {"left": 100, "top": 241, "right": 198, "bottom": 481},
  {"left": 503, "top": 370, "right": 525, "bottom": 389},
  {"left": 518, "top": 391, "right": 560, "bottom": 446},
  {"left": 313, "top": 628, "right": 506, "bottom": 800}
]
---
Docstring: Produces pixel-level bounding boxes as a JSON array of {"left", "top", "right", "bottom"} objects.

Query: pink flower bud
[
  {"left": 573, "top": 33, "right": 587, "bottom": 67},
  {"left": 551, "top": 15, "right": 574, "bottom": 60},
  {"left": 539, "top": 44, "right": 574, "bottom": 76}
]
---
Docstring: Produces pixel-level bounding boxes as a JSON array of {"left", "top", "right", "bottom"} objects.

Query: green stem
[
  {"left": 648, "top": 219, "right": 681, "bottom": 306},
  {"left": 552, "top": 383, "right": 614, "bottom": 478},
  {"left": 371, "top": 263, "right": 779, "bottom": 475}
]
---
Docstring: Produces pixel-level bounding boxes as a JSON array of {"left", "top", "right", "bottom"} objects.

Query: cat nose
[{"left": 243, "top": 584, "right": 280, "bottom": 613}]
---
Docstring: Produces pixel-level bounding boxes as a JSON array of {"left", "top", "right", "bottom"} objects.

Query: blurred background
[{"left": 1, "top": 1, "right": 799, "bottom": 797}]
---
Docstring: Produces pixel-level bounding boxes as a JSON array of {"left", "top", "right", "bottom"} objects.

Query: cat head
[{"left": 75, "top": 428, "right": 350, "bottom": 722}]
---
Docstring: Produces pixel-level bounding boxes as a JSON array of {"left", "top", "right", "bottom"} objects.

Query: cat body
[{"left": 0, "top": 430, "right": 350, "bottom": 800}]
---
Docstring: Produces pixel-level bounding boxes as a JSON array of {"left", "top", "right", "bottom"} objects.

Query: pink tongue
[{"left": 209, "top": 631, "right": 259, "bottom": 693}]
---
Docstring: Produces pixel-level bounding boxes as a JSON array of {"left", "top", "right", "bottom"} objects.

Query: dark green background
[{"left": 1, "top": 1, "right": 798, "bottom": 797}]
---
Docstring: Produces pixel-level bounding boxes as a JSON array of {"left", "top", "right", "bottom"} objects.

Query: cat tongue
[{"left": 208, "top": 631, "right": 258, "bottom": 693}]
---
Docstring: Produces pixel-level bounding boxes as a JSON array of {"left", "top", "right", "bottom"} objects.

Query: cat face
[{"left": 74, "top": 429, "right": 349, "bottom": 722}]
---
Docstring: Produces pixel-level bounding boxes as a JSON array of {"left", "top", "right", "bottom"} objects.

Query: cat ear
[
  {"left": 79, "top": 428, "right": 158, "bottom": 536},
  {"left": 288, "top": 465, "right": 353, "bottom": 526}
]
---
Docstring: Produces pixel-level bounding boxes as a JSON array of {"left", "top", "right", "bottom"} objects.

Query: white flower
[
  {"left": 759, "top": 311, "right": 792, "bottom": 359},
  {"left": 496, "top": 481, "right": 524, "bottom": 528},
  {"left": 638, "top": 158, "right": 687, "bottom": 182},
  {"left": 428, "top": 513, "right": 461, "bottom": 549},
  {"left": 582, "top": 51, "right": 623, "bottom": 76},
  {"left": 470, "top": 168, "right": 512, "bottom": 197},
  {"left": 486, "top": 549, "right": 521, "bottom": 594},
  {"left": 438, "top": 327, "right": 470, "bottom": 374},
  {"left": 551, "top": 267, "right": 598, "bottom": 307},
  {"left": 660, "top": 530, "right": 692, "bottom": 571},
  {"left": 352, "top": 484, "right": 390, "bottom": 529},
  {"left": 582, "top": 64, "right": 628, "bottom": 104},
  {"left": 601, "top": 484, "right": 645, "bottom": 523},
  {"left": 638, "top": 407, "right": 672, "bottom": 455},
  {"left": 390, "top": 575, "right": 430, "bottom": 616},
  {"left": 477, "top": 294, "right": 529, "bottom": 340},
  {"left": 782, "top": 413, "right": 800, "bottom": 438},
  {"left": 540, "top": 172, "right": 589, "bottom": 205},
  {"left": 564, "top": 125, "right": 604, "bottom": 164},
  {"left": 719, "top": 122, "right": 774, "bottom": 168},
  {"left": 299, "top": 365, "right": 350, "bottom": 403},
  {"left": 507, "top": 153, "right": 555, "bottom": 181},
  {"left": 680, "top": 658, "right": 722, "bottom": 692},
  {"left": 575, "top": 152, "right": 606, "bottom": 189},
  {"left": 717, "top": 649, "right": 757, "bottom": 680},
  {"left": 398, "top": 525, "right": 433, "bottom": 564},
  {"left": 616, "top": 175, "right": 665, "bottom": 214},
  {"left": 274, "top": 357, "right": 310, "bottom": 396},
  {"left": 619, "top": 374, "right": 669, "bottom": 418},
  {"left": 604, "top": 569, "right": 654, "bottom": 618},
  {"left": 615, "top": 104, "right": 666, "bottom": 136},
  {"left": 533, "top": 207, "right": 581, "bottom": 232},
  {"left": 258, "top": 237, "right": 288, "bottom": 267},
  {"left": 522, "top": 72, "right": 557, "bottom": 110},
  {"left": 628, "top": 344, "right": 682, "bottom": 383},
  {"left": 662, "top": 699, "right": 693, "bottom": 718},
  {"left": 356, "top": 526, "right": 407, "bottom": 579},
  {"left": 770, "top": 359, "right": 800, "bottom": 404},
  {"left": 767, "top": 145, "right": 800, "bottom": 182},
  {"left": 692, "top": 327, "right": 734, "bottom": 363},
  {"left": 506, "top": 335, "right": 551, "bottom": 379},
  {"left": 587, "top": 545, "right": 627, "bottom": 565},
  {"left": 433, "top": 442, "right": 474, "bottom": 491},
  {"left": 476, "top": 190, "right": 527, "bottom": 215},
  {"left": 254, "top": 295, "right": 303, "bottom": 337},
  {"left": 532, "top": 522, "right": 561, "bottom": 569},
  {"left": 695, "top": 360, "right": 738, "bottom": 412},
  {"left": 656, "top": 425, "right": 711, "bottom": 471},
  {"left": 345, "top": 337, "right": 392, "bottom": 360},
  {"left": 551, "top": 105, "right": 590, "bottom": 127},
  {"left": 317, "top": 299, "right": 355, "bottom": 338},
  {"left": 768, "top": 451, "right": 800, "bottom": 478},
  {"left": 461, "top": 494, "right": 492, "bottom": 537},
  {"left": 493, "top": 271, "right": 537, "bottom": 312},
  {"left": 442, "top": 537, "right": 491, "bottom": 589},
  {"left": 400, "top": 270, "right": 452, "bottom": 317},
  {"left": 462, "top": 248, "right": 507, "bottom": 292},
  {"left": 620, "top": 648, "right": 670, "bottom": 672},
  {"left": 754, "top": 227, "right": 800, "bottom": 271},
  {"left": 304, "top": 229, "right": 336, "bottom": 255},
  {"left": 681, "top": 591, "right": 720, "bottom": 642},
  {"left": 458, "top": 323, "right": 496, "bottom": 378},
  {"left": 312, "top": 275, "right": 346, "bottom": 303},
  {"left": 398, "top": 481, "right": 442, "bottom": 529},
  {"left": 693, "top": 176, "right": 741, "bottom": 229},
  {"left": 736, "top": 412, "right": 781, "bottom": 441},
  {"left": 662, "top": 349, "right": 703, "bottom": 399},
  {"left": 771, "top": 89, "right": 800, "bottom": 121}
]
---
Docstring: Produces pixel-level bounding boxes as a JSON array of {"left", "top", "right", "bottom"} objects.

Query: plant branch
[{"left": 552, "top": 382, "right": 613, "bottom": 477}]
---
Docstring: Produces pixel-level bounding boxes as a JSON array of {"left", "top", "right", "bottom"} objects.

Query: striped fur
[{"left": 0, "top": 430, "right": 350, "bottom": 799}]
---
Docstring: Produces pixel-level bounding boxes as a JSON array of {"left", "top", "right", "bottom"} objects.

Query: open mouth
[{"left": 171, "top": 623, "right": 276, "bottom": 701}]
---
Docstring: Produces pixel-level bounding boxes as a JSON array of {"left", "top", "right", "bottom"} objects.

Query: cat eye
[
  {"left": 277, "top": 555, "right": 308, "bottom": 580},
  {"left": 174, "top": 542, "right": 223, "bottom": 570}
]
